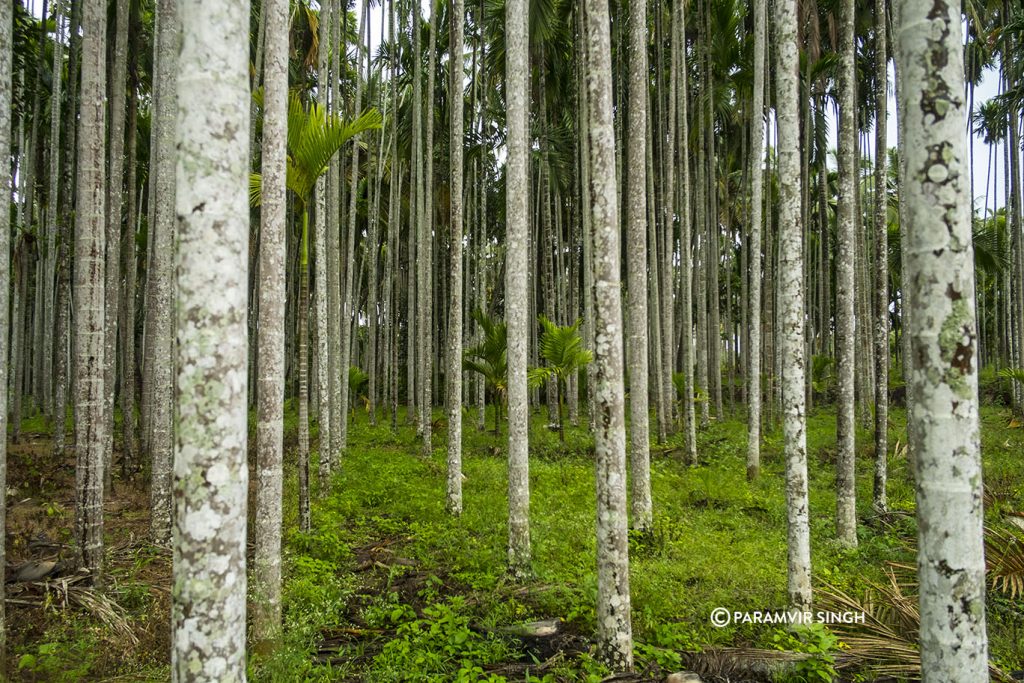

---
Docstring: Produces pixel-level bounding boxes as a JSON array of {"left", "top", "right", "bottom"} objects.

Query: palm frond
[
  {"left": 349, "top": 366, "right": 369, "bottom": 397},
  {"left": 536, "top": 315, "right": 591, "bottom": 381},
  {"left": 249, "top": 172, "right": 263, "bottom": 208},
  {"left": 997, "top": 367, "right": 1024, "bottom": 384},
  {"left": 986, "top": 525, "right": 1024, "bottom": 599}
]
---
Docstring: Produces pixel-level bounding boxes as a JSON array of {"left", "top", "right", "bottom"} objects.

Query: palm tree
[
  {"left": 834, "top": 0, "right": 858, "bottom": 549},
  {"left": 625, "top": 0, "right": 652, "bottom": 532},
  {"left": 0, "top": 0, "right": 13, "bottom": 667},
  {"left": 775, "top": 0, "right": 812, "bottom": 612},
  {"left": 746, "top": 0, "right": 766, "bottom": 481},
  {"left": 463, "top": 309, "right": 508, "bottom": 436},
  {"left": 147, "top": 0, "right": 178, "bottom": 545},
  {"left": 529, "top": 316, "right": 593, "bottom": 443},
  {"left": 894, "top": 0, "right": 990, "bottom": 677},
  {"left": 74, "top": 0, "right": 107, "bottom": 584},
  {"left": 253, "top": 0, "right": 289, "bottom": 647},
  {"left": 584, "top": 0, "right": 633, "bottom": 669},
  {"left": 171, "top": 0, "right": 250, "bottom": 674},
  {"left": 250, "top": 92, "right": 381, "bottom": 529},
  {"left": 102, "top": 0, "right": 130, "bottom": 494},
  {"left": 447, "top": 0, "right": 466, "bottom": 517},
  {"left": 505, "top": 0, "right": 531, "bottom": 580},
  {"left": 871, "top": 0, "right": 890, "bottom": 514}
]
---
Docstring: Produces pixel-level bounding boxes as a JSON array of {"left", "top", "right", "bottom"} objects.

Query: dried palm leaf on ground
[
  {"left": 817, "top": 571, "right": 1011, "bottom": 681},
  {"left": 986, "top": 524, "right": 1024, "bottom": 599},
  {"left": 6, "top": 573, "right": 140, "bottom": 646}
]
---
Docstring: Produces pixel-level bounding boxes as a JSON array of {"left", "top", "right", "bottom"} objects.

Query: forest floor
[{"left": 4, "top": 400, "right": 1024, "bottom": 682}]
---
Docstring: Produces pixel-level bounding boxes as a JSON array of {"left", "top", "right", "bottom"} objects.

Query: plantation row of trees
[{"left": 0, "top": 0, "right": 1020, "bottom": 678}]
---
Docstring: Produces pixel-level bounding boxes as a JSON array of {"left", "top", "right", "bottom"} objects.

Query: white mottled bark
[
  {"left": 314, "top": 0, "right": 331, "bottom": 486},
  {"left": 505, "top": 0, "right": 531, "bottom": 577},
  {"left": 446, "top": 0, "right": 465, "bottom": 516},
  {"left": 0, "top": 0, "right": 12, "bottom": 666},
  {"left": 252, "top": 0, "right": 287, "bottom": 645},
  {"left": 74, "top": 0, "right": 108, "bottom": 582},
  {"left": 894, "top": 0, "right": 989, "bottom": 678},
  {"left": 626, "top": 0, "right": 651, "bottom": 533},
  {"left": 44, "top": 6, "right": 63, "bottom": 427},
  {"left": 871, "top": 0, "right": 889, "bottom": 513},
  {"left": 834, "top": 0, "right": 858, "bottom": 548},
  {"left": 171, "top": 0, "right": 250, "bottom": 677},
  {"left": 327, "top": 0, "right": 342, "bottom": 475},
  {"left": 746, "top": 0, "right": 765, "bottom": 481},
  {"left": 675, "top": 2, "right": 696, "bottom": 463},
  {"left": 585, "top": 0, "right": 633, "bottom": 670},
  {"left": 103, "top": 0, "right": 129, "bottom": 492},
  {"left": 149, "top": 0, "right": 178, "bottom": 544},
  {"left": 342, "top": 2, "right": 369, "bottom": 455},
  {"left": 775, "top": 0, "right": 812, "bottom": 611}
]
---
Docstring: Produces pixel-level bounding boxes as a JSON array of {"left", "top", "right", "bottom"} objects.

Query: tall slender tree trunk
[
  {"left": 872, "top": 0, "right": 889, "bottom": 512},
  {"left": 327, "top": 0, "right": 343, "bottom": 474},
  {"left": 505, "top": 0, "right": 531, "bottom": 578},
  {"left": 54, "top": 1, "right": 83, "bottom": 455},
  {"left": 119, "top": 10, "right": 141, "bottom": 476},
  {"left": 746, "top": 0, "right": 765, "bottom": 481},
  {"left": 835, "top": 0, "right": 858, "bottom": 548},
  {"left": 419, "top": 4, "right": 437, "bottom": 454},
  {"left": 148, "top": 0, "right": 178, "bottom": 544},
  {"left": 44, "top": 4, "right": 64, "bottom": 429},
  {"left": 0, "top": 0, "right": 13, "bottom": 667},
  {"left": 660, "top": 0, "right": 677, "bottom": 437},
  {"left": 341, "top": 1, "right": 369, "bottom": 455},
  {"left": 315, "top": 0, "right": 331, "bottom": 485},
  {"left": 298, "top": 210, "right": 312, "bottom": 532},
  {"left": 103, "top": 0, "right": 129, "bottom": 493},
  {"left": 775, "top": 0, "right": 812, "bottom": 611},
  {"left": 252, "top": 0, "right": 288, "bottom": 646},
  {"left": 171, "top": 0, "right": 250, "bottom": 674},
  {"left": 626, "top": 0, "right": 652, "bottom": 533},
  {"left": 409, "top": 0, "right": 422, "bottom": 428},
  {"left": 446, "top": 0, "right": 465, "bottom": 516},
  {"left": 675, "top": 0, "right": 696, "bottom": 463},
  {"left": 74, "top": 0, "right": 108, "bottom": 583},
  {"left": 585, "top": 0, "right": 633, "bottom": 669},
  {"left": 894, "top": 1, "right": 990, "bottom": 678}
]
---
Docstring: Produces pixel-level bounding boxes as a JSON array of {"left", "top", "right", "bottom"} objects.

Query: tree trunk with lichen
[
  {"left": 102, "top": 0, "right": 129, "bottom": 494},
  {"left": 147, "top": 0, "right": 177, "bottom": 544},
  {"left": 253, "top": 0, "right": 288, "bottom": 646},
  {"left": 505, "top": 0, "right": 531, "bottom": 578},
  {"left": 872, "top": 0, "right": 889, "bottom": 513},
  {"left": 775, "top": 0, "right": 812, "bottom": 612},
  {"left": 314, "top": 0, "right": 331, "bottom": 487},
  {"left": 626, "top": 0, "right": 651, "bottom": 534},
  {"left": 446, "top": 0, "right": 465, "bottom": 516},
  {"left": 835, "top": 0, "right": 858, "bottom": 548},
  {"left": 746, "top": 0, "right": 765, "bottom": 481},
  {"left": 585, "top": 0, "right": 634, "bottom": 670},
  {"left": 171, "top": 0, "right": 250, "bottom": 676},
  {"left": 0, "top": 0, "right": 13, "bottom": 667},
  {"left": 74, "top": 0, "right": 107, "bottom": 583},
  {"left": 894, "top": 0, "right": 990, "bottom": 678}
]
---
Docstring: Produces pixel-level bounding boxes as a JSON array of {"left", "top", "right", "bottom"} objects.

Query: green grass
[
  {"left": 7, "top": 397, "right": 1022, "bottom": 680},
  {"left": 254, "top": 402, "right": 1024, "bottom": 681}
]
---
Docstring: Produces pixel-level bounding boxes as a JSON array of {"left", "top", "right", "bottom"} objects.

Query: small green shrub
[{"left": 770, "top": 623, "right": 841, "bottom": 683}]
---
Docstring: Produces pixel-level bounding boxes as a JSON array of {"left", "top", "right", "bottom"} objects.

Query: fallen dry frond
[{"left": 7, "top": 573, "right": 140, "bottom": 647}]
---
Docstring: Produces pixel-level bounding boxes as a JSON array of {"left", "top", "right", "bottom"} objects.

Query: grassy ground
[{"left": 5, "top": 401, "right": 1024, "bottom": 681}]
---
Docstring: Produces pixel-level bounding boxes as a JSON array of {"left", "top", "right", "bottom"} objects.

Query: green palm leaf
[
  {"left": 536, "top": 315, "right": 591, "bottom": 382},
  {"left": 251, "top": 92, "right": 383, "bottom": 208}
]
